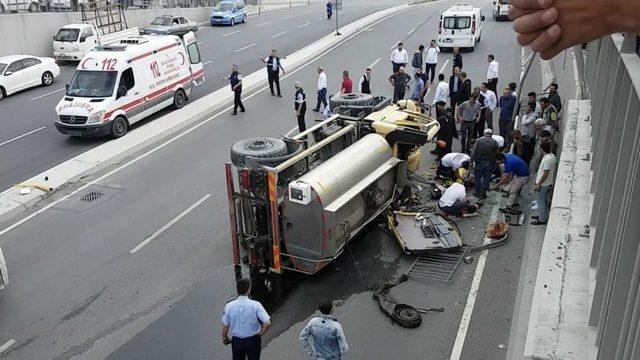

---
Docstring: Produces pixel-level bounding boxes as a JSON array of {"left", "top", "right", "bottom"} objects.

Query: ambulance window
[
  {"left": 187, "top": 44, "right": 201, "bottom": 64},
  {"left": 120, "top": 68, "right": 135, "bottom": 91}
]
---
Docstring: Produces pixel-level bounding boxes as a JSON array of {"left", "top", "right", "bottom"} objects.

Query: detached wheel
[
  {"left": 111, "top": 116, "right": 128, "bottom": 139},
  {"left": 393, "top": 304, "right": 422, "bottom": 328},
  {"left": 42, "top": 71, "right": 54, "bottom": 86},
  {"left": 329, "top": 93, "right": 376, "bottom": 108},
  {"left": 172, "top": 89, "right": 186, "bottom": 109},
  {"left": 231, "top": 137, "right": 288, "bottom": 166}
]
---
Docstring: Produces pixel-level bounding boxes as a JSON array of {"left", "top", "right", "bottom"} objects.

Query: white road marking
[
  {"left": 0, "top": 126, "right": 47, "bottom": 147},
  {"left": 222, "top": 30, "right": 241, "bottom": 37},
  {"left": 407, "top": 27, "right": 417, "bottom": 36},
  {"left": 235, "top": 43, "right": 255, "bottom": 53},
  {"left": 449, "top": 200, "right": 502, "bottom": 359},
  {"left": 203, "top": 60, "right": 213, "bottom": 66},
  {"left": 254, "top": 21, "right": 271, "bottom": 27},
  {"left": 197, "top": 41, "right": 204, "bottom": 45},
  {"left": 300, "top": 11, "right": 310, "bottom": 15},
  {"left": 0, "top": 339, "right": 16, "bottom": 354},
  {"left": 369, "top": 58, "right": 381, "bottom": 68},
  {"left": 439, "top": 59, "right": 450, "bottom": 73},
  {"left": 272, "top": 31, "right": 287, "bottom": 38},
  {"left": 130, "top": 194, "right": 211, "bottom": 254},
  {"left": 389, "top": 40, "right": 401, "bottom": 49},
  {"left": 30, "top": 87, "right": 65, "bottom": 101},
  {"left": 319, "top": 16, "right": 327, "bottom": 20},
  {"left": 281, "top": 14, "right": 294, "bottom": 20},
  {"left": 0, "top": 6, "right": 416, "bottom": 240},
  {"left": 298, "top": 22, "right": 311, "bottom": 28}
]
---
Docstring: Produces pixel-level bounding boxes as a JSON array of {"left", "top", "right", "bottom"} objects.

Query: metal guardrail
[{"left": 584, "top": 32, "right": 640, "bottom": 359}]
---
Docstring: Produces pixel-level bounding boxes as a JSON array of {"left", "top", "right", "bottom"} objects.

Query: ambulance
[
  {"left": 55, "top": 31, "right": 204, "bottom": 138},
  {"left": 437, "top": 5, "right": 485, "bottom": 51}
]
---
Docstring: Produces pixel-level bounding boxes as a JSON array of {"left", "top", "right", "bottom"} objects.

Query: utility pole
[{"left": 335, "top": 0, "right": 342, "bottom": 35}]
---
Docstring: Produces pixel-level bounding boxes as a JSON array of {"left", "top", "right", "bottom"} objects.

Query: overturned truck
[{"left": 225, "top": 99, "right": 440, "bottom": 281}]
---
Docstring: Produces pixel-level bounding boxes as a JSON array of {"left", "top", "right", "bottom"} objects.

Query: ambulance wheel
[
  {"left": 111, "top": 116, "right": 128, "bottom": 139},
  {"left": 42, "top": 71, "right": 54, "bottom": 86},
  {"left": 230, "top": 18, "right": 235, "bottom": 26},
  {"left": 230, "top": 137, "right": 288, "bottom": 166},
  {"left": 173, "top": 89, "right": 187, "bottom": 109}
]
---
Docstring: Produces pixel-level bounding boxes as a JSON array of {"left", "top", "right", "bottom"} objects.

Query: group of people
[{"left": 222, "top": 278, "right": 348, "bottom": 360}]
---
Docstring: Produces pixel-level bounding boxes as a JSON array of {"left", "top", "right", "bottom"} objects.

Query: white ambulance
[
  {"left": 55, "top": 31, "right": 204, "bottom": 138},
  {"left": 493, "top": 0, "right": 511, "bottom": 21},
  {"left": 437, "top": 5, "right": 485, "bottom": 51}
]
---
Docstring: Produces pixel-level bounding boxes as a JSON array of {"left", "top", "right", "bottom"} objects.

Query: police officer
[
  {"left": 260, "top": 49, "right": 285, "bottom": 97},
  {"left": 358, "top": 67, "right": 372, "bottom": 94},
  {"left": 227, "top": 64, "right": 245, "bottom": 115},
  {"left": 294, "top": 81, "right": 307, "bottom": 134}
]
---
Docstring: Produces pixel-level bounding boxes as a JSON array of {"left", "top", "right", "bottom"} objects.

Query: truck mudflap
[
  {"left": 387, "top": 211, "right": 463, "bottom": 254},
  {"left": 0, "top": 246, "right": 8, "bottom": 290}
]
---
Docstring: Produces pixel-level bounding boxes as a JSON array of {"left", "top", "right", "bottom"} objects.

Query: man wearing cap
[{"left": 473, "top": 128, "right": 499, "bottom": 199}]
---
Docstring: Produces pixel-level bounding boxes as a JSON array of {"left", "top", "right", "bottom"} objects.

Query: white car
[{"left": 0, "top": 55, "right": 60, "bottom": 100}]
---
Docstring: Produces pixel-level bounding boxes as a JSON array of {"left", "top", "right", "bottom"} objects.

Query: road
[
  {"left": 0, "top": 0, "right": 550, "bottom": 359},
  {"left": 0, "top": 0, "right": 401, "bottom": 191}
]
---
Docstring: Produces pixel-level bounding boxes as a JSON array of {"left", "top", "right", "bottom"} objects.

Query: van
[
  {"left": 437, "top": 5, "right": 485, "bottom": 51},
  {"left": 53, "top": 24, "right": 140, "bottom": 62},
  {"left": 55, "top": 32, "right": 204, "bottom": 138},
  {"left": 493, "top": 0, "right": 511, "bottom": 21}
]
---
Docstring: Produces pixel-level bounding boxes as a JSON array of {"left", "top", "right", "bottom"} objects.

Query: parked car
[
  {"left": 141, "top": 15, "right": 199, "bottom": 36},
  {"left": 0, "top": 55, "right": 60, "bottom": 100},
  {"left": 210, "top": 0, "right": 247, "bottom": 26}
]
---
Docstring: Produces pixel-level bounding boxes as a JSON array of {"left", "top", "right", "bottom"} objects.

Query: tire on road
[
  {"left": 230, "top": 18, "right": 235, "bottom": 26},
  {"left": 172, "top": 89, "right": 187, "bottom": 109},
  {"left": 329, "top": 93, "right": 376, "bottom": 108},
  {"left": 230, "top": 137, "right": 288, "bottom": 166},
  {"left": 0, "top": 87, "right": 5, "bottom": 101},
  {"left": 393, "top": 304, "right": 422, "bottom": 328},
  {"left": 111, "top": 116, "right": 129, "bottom": 139}
]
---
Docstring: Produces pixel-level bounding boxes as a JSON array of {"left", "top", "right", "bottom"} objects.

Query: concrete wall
[{"left": 0, "top": 7, "right": 212, "bottom": 57}]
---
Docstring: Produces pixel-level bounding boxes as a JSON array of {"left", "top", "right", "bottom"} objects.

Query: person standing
[
  {"left": 424, "top": 39, "right": 440, "bottom": 84},
  {"left": 495, "top": 152, "right": 530, "bottom": 212},
  {"left": 458, "top": 72, "right": 472, "bottom": 104},
  {"left": 473, "top": 128, "right": 499, "bottom": 199},
  {"left": 313, "top": 67, "right": 327, "bottom": 112},
  {"left": 433, "top": 73, "right": 449, "bottom": 116},
  {"left": 299, "top": 301, "right": 349, "bottom": 360},
  {"left": 486, "top": 54, "right": 499, "bottom": 94},
  {"left": 412, "top": 71, "right": 425, "bottom": 103},
  {"left": 519, "top": 101, "right": 538, "bottom": 139},
  {"left": 412, "top": 45, "right": 425, "bottom": 72},
  {"left": 540, "top": 97, "right": 560, "bottom": 131},
  {"left": 479, "top": 82, "right": 497, "bottom": 132},
  {"left": 228, "top": 64, "right": 245, "bottom": 116},
  {"left": 548, "top": 83, "right": 562, "bottom": 113},
  {"left": 390, "top": 42, "right": 409, "bottom": 73},
  {"left": 221, "top": 278, "right": 271, "bottom": 360},
  {"left": 358, "top": 67, "right": 372, "bottom": 94},
  {"left": 449, "top": 66, "right": 461, "bottom": 108},
  {"left": 511, "top": 129, "right": 535, "bottom": 167},
  {"left": 436, "top": 106, "right": 458, "bottom": 155},
  {"left": 527, "top": 91, "right": 543, "bottom": 117},
  {"left": 326, "top": 0, "right": 332, "bottom": 20},
  {"left": 498, "top": 87, "right": 517, "bottom": 141},
  {"left": 389, "top": 66, "right": 411, "bottom": 103},
  {"left": 294, "top": 82, "right": 307, "bottom": 134},
  {"left": 456, "top": 91, "right": 482, "bottom": 154},
  {"left": 340, "top": 71, "right": 353, "bottom": 94},
  {"left": 532, "top": 141, "right": 556, "bottom": 225},
  {"left": 452, "top": 47, "right": 463, "bottom": 70},
  {"left": 260, "top": 49, "right": 284, "bottom": 97}
]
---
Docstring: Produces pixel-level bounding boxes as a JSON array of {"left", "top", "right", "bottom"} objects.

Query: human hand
[{"left": 534, "top": 184, "right": 541, "bottom": 191}]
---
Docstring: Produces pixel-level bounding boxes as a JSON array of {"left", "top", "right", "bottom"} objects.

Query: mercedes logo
[{"left": 69, "top": 116, "right": 76, "bottom": 124}]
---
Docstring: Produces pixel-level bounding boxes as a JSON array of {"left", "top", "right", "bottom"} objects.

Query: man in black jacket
[
  {"left": 260, "top": 49, "right": 285, "bottom": 97},
  {"left": 458, "top": 72, "right": 472, "bottom": 104},
  {"left": 437, "top": 106, "right": 458, "bottom": 155},
  {"left": 452, "top": 47, "right": 463, "bottom": 71},
  {"left": 449, "top": 66, "right": 462, "bottom": 108}
]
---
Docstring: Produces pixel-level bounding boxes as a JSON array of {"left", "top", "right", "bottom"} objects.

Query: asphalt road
[
  {"left": 0, "top": 0, "right": 545, "bottom": 359},
  {"left": 0, "top": 0, "right": 402, "bottom": 191}
]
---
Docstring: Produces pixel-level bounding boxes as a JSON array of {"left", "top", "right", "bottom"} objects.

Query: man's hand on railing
[{"left": 510, "top": 0, "right": 640, "bottom": 59}]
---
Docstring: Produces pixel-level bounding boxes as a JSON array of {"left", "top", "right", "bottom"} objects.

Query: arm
[
  {"left": 260, "top": 57, "right": 267, "bottom": 64},
  {"left": 260, "top": 320, "right": 271, "bottom": 335},
  {"left": 280, "top": 64, "right": 285, "bottom": 74},
  {"left": 299, "top": 322, "right": 315, "bottom": 355},
  {"left": 232, "top": 80, "right": 242, "bottom": 91},
  {"left": 390, "top": 51, "right": 395, "bottom": 62},
  {"left": 535, "top": 169, "right": 550, "bottom": 190},
  {"left": 358, "top": 76, "right": 364, "bottom": 93},
  {"left": 496, "top": 172, "right": 513, "bottom": 187},
  {"left": 336, "top": 324, "right": 349, "bottom": 355}
]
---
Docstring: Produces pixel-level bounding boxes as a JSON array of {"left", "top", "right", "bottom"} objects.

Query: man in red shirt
[{"left": 341, "top": 71, "right": 353, "bottom": 94}]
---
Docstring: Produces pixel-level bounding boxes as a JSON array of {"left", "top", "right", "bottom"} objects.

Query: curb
[{"left": 0, "top": 3, "right": 412, "bottom": 226}]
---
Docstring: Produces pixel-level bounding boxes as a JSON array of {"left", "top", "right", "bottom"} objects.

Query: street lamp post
[{"left": 335, "top": 0, "right": 342, "bottom": 35}]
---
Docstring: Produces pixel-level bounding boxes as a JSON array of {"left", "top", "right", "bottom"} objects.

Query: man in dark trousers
[
  {"left": 452, "top": 47, "right": 463, "bottom": 71},
  {"left": 358, "top": 67, "right": 372, "bottom": 94},
  {"left": 260, "top": 49, "right": 285, "bottom": 97},
  {"left": 449, "top": 66, "right": 462, "bottom": 108},
  {"left": 341, "top": 70, "right": 353, "bottom": 94},
  {"left": 228, "top": 64, "right": 245, "bottom": 115},
  {"left": 458, "top": 72, "right": 472, "bottom": 104},
  {"left": 412, "top": 45, "right": 425, "bottom": 72},
  {"left": 473, "top": 128, "right": 499, "bottom": 199},
  {"left": 221, "top": 278, "right": 271, "bottom": 360},
  {"left": 326, "top": 0, "right": 332, "bottom": 19},
  {"left": 388, "top": 66, "right": 411, "bottom": 103},
  {"left": 437, "top": 106, "right": 458, "bottom": 155},
  {"left": 294, "top": 81, "right": 307, "bottom": 134},
  {"left": 548, "top": 82, "right": 562, "bottom": 113}
]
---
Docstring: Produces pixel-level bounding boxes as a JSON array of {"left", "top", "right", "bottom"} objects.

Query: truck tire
[
  {"left": 393, "top": 304, "right": 422, "bottom": 328},
  {"left": 230, "top": 137, "right": 288, "bottom": 166},
  {"left": 329, "top": 93, "right": 376, "bottom": 108}
]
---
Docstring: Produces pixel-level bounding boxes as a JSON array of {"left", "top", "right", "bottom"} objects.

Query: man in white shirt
[
  {"left": 424, "top": 39, "right": 440, "bottom": 84},
  {"left": 532, "top": 141, "right": 556, "bottom": 225},
  {"left": 492, "top": 134, "right": 505, "bottom": 150},
  {"left": 432, "top": 73, "right": 449, "bottom": 118},
  {"left": 438, "top": 152, "right": 471, "bottom": 183},
  {"left": 313, "top": 67, "right": 328, "bottom": 112},
  {"left": 390, "top": 42, "right": 409, "bottom": 73},
  {"left": 438, "top": 182, "right": 480, "bottom": 216},
  {"left": 486, "top": 54, "right": 499, "bottom": 94},
  {"left": 480, "top": 82, "right": 497, "bottom": 133},
  {"left": 358, "top": 67, "right": 372, "bottom": 94}
]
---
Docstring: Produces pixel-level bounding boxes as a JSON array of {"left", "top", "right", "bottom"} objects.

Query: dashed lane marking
[
  {"left": 30, "top": 87, "right": 65, "bottom": 101},
  {"left": 0, "top": 339, "right": 16, "bottom": 354},
  {"left": 222, "top": 30, "right": 241, "bottom": 37},
  {"left": 0, "top": 126, "right": 47, "bottom": 147},
  {"left": 235, "top": 43, "right": 256, "bottom": 52},
  {"left": 272, "top": 31, "right": 287, "bottom": 38}
]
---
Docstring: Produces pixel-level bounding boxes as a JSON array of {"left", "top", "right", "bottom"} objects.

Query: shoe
[
  {"left": 231, "top": 112, "right": 237, "bottom": 116},
  {"left": 240, "top": 108, "right": 246, "bottom": 113},
  {"left": 277, "top": 94, "right": 282, "bottom": 97},
  {"left": 271, "top": 93, "right": 275, "bottom": 96},
  {"left": 531, "top": 215, "right": 539, "bottom": 219},
  {"left": 312, "top": 108, "right": 320, "bottom": 112},
  {"left": 531, "top": 220, "right": 547, "bottom": 225}
]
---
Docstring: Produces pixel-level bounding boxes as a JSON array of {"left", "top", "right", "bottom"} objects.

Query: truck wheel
[
  {"left": 393, "top": 304, "right": 422, "bottom": 328},
  {"left": 329, "top": 93, "right": 376, "bottom": 108},
  {"left": 111, "top": 116, "right": 128, "bottom": 139},
  {"left": 172, "top": 89, "right": 186, "bottom": 109},
  {"left": 231, "top": 137, "right": 288, "bottom": 166},
  {"left": 41, "top": 71, "right": 54, "bottom": 86}
]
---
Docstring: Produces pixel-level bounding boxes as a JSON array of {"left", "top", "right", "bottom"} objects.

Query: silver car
[{"left": 141, "top": 15, "right": 199, "bottom": 36}]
